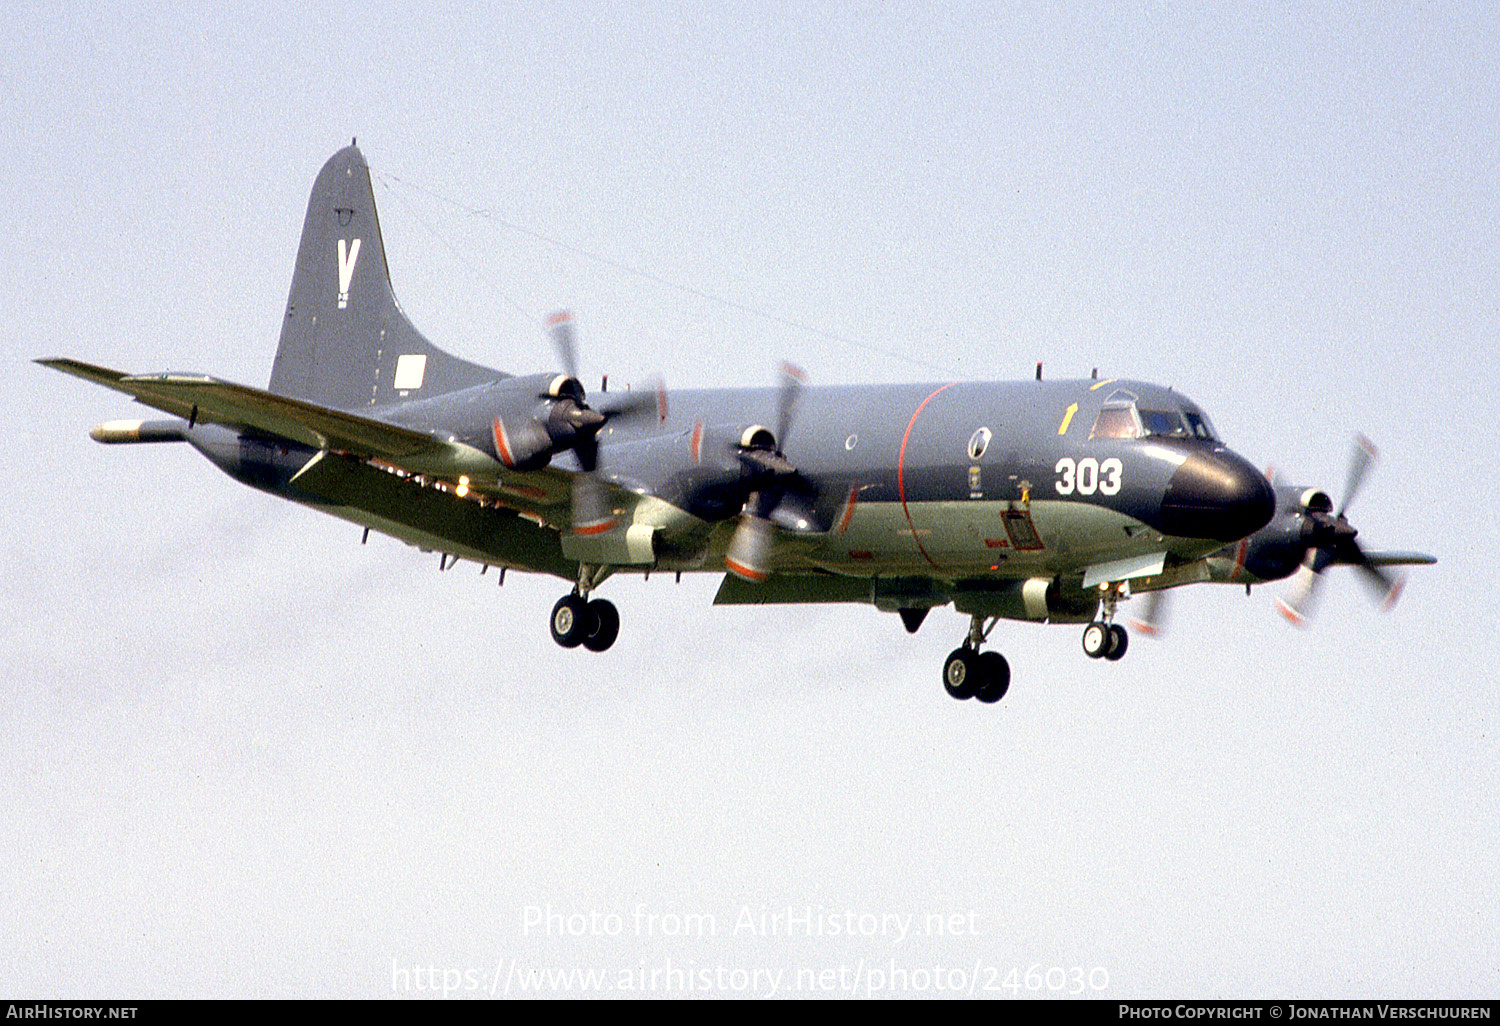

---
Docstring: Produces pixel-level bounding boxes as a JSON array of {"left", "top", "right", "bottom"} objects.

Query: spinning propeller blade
[
  {"left": 1276, "top": 433, "right": 1409, "bottom": 626},
  {"left": 724, "top": 363, "right": 816, "bottom": 582},
  {"left": 495, "top": 312, "right": 666, "bottom": 534},
  {"left": 1128, "top": 589, "right": 1170, "bottom": 638}
]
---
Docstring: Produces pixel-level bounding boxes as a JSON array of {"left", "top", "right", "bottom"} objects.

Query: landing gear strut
[{"left": 943, "top": 615, "right": 1010, "bottom": 704}]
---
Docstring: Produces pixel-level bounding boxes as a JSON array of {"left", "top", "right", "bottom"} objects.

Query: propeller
[
  {"left": 1132, "top": 438, "right": 1431, "bottom": 640},
  {"left": 724, "top": 363, "right": 816, "bottom": 582},
  {"left": 491, "top": 311, "right": 665, "bottom": 534},
  {"left": 1127, "top": 588, "right": 1170, "bottom": 638},
  {"left": 1274, "top": 434, "right": 1405, "bottom": 626}
]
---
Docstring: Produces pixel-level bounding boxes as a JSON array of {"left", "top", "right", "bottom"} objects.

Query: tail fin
[{"left": 269, "top": 144, "right": 505, "bottom": 409}]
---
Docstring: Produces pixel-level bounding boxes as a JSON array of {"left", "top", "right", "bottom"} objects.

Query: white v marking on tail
[{"left": 337, "top": 238, "right": 362, "bottom": 309}]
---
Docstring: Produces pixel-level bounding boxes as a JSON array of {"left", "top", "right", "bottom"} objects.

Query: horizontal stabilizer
[{"left": 40, "top": 358, "right": 446, "bottom": 461}]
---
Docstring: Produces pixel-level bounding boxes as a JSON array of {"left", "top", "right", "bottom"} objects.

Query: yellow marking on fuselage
[
  {"left": 1089, "top": 378, "right": 1118, "bottom": 391},
  {"left": 1058, "top": 402, "right": 1079, "bottom": 435}
]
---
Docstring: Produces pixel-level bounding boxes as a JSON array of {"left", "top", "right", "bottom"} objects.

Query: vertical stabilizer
[{"left": 269, "top": 145, "right": 504, "bottom": 409}]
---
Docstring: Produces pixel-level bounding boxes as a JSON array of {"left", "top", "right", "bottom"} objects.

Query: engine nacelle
[{"left": 1209, "top": 483, "right": 1328, "bottom": 584}]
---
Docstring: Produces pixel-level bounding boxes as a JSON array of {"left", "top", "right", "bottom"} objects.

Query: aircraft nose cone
[{"left": 1158, "top": 449, "right": 1276, "bottom": 542}]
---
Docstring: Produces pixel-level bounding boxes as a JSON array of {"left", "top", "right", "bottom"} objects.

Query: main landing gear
[
  {"left": 549, "top": 565, "right": 619, "bottom": 653},
  {"left": 550, "top": 592, "right": 619, "bottom": 651},
  {"left": 943, "top": 614, "right": 1010, "bottom": 704}
]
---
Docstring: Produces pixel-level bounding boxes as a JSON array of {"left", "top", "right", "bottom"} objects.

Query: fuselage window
[
  {"left": 967, "top": 427, "right": 992, "bottom": 460},
  {"left": 1090, "top": 405, "right": 1140, "bottom": 439}
]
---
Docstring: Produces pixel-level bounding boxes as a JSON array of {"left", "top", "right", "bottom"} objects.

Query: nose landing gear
[
  {"left": 1081, "top": 620, "right": 1128, "bottom": 660},
  {"left": 1082, "top": 585, "right": 1129, "bottom": 661},
  {"left": 943, "top": 615, "right": 1010, "bottom": 703}
]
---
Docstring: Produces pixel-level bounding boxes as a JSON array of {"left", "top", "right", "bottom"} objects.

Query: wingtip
[{"left": 34, "top": 357, "right": 130, "bottom": 383}]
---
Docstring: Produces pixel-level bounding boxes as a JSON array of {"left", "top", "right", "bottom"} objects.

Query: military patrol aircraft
[{"left": 40, "top": 145, "right": 1434, "bottom": 704}]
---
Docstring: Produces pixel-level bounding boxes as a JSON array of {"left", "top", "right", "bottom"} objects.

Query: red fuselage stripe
[{"left": 898, "top": 382, "right": 957, "bottom": 570}]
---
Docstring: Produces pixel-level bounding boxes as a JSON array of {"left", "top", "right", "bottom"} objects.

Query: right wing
[{"left": 40, "top": 357, "right": 623, "bottom": 528}]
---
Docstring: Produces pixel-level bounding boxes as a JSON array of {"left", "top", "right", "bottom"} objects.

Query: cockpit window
[
  {"left": 1184, "top": 410, "right": 1218, "bottom": 442},
  {"left": 1091, "top": 391, "right": 1219, "bottom": 443},
  {"left": 1138, "top": 409, "right": 1189, "bottom": 438},
  {"left": 1090, "top": 405, "right": 1140, "bottom": 439}
]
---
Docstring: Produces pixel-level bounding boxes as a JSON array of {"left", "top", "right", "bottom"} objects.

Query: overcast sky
[{"left": 3, "top": 2, "right": 1496, "bottom": 999}]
